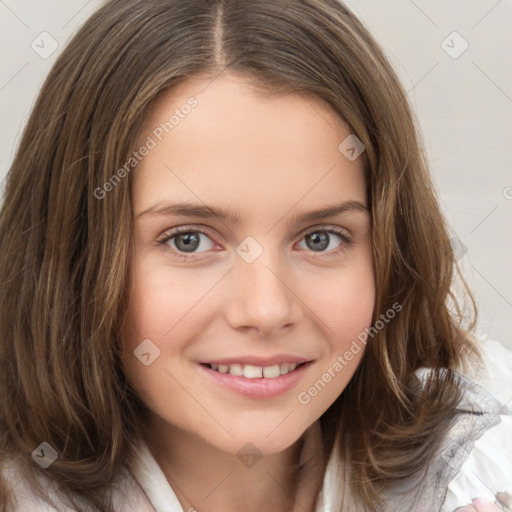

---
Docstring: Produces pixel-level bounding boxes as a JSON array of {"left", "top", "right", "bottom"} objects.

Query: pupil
[
  {"left": 176, "top": 233, "right": 200, "bottom": 252},
  {"left": 307, "top": 232, "right": 329, "bottom": 251}
]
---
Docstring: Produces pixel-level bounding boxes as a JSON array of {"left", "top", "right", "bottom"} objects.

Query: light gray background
[{"left": 1, "top": 0, "right": 510, "bottom": 348}]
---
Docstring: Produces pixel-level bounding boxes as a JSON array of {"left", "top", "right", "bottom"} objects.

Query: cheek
[
  {"left": 329, "top": 269, "right": 375, "bottom": 368},
  {"left": 304, "top": 261, "right": 376, "bottom": 343},
  {"left": 293, "top": 263, "right": 375, "bottom": 410},
  {"left": 118, "top": 261, "right": 205, "bottom": 396},
  {"left": 121, "top": 259, "right": 220, "bottom": 348},
  {"left": 331, "top": 274, "right": 375, "bottom": 341}
]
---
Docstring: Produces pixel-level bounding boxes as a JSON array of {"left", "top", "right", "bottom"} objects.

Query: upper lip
[{"left": 199, "top": 355, "right": 313, "bottom": 367}]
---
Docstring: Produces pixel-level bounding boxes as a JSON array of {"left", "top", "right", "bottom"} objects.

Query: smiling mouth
[{"left": 201, "top": 362, "right": 308, "bottom": 379}]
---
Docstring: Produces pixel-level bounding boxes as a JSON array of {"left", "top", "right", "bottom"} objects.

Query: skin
[
  {"left": 454, "top": 494, "right": 512, "bottom": 511},
  {"left": 120, "top": 72, "right": 375, "bottom": 512}
]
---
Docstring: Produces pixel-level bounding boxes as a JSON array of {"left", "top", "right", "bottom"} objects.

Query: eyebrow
[{"left": 136, "top": 200, "right": 368, "bottom": 224}]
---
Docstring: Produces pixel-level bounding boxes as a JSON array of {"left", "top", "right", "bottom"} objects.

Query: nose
[{"left": 223, "top": 243, "right": 302, "bottom": 337}]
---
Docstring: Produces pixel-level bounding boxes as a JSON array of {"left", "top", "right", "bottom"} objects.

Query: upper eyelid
[
  {"left": 158, "top": 225, "right": 215, "bottom": 242},
  {"left": 158, "top": 224, "right": 352, "bottom": 246}
]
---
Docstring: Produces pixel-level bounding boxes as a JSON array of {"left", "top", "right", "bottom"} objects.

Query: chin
[{"left": 201, "top": 417, "right": 313, "bottom": 457}]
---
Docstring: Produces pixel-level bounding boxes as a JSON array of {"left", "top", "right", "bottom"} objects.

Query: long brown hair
[{"left": 0, "top": 0, "right": 478, "bottom": 510}]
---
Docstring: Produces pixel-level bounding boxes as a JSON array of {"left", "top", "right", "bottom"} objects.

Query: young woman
[{"left": 0, "top": 1, "right": 510, "bottom": 511}]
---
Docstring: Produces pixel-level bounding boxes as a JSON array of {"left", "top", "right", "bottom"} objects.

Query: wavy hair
[{"left": 0, "top": 0, "right": 478, "bottom": 510}]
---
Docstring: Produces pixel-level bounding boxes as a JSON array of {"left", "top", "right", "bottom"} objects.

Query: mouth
[
  {"left": 200, "top": 361, "right": 308, "bottom": 379},
  {"left": 198, "top": 359, "right": 314, "bottom": 398}
]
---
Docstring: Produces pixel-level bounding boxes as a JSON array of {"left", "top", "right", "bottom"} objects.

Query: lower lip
[{"left": 198, "top": 362, "right": 312, "bottom": 399}]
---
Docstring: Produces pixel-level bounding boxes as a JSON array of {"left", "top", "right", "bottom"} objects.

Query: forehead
[{"left": 132, "top": 73, "right": 367, "bottom": 222}]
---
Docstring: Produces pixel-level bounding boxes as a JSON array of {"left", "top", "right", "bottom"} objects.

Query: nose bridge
[{"left": 225, "top": 235, "right": 300, "bottom": 334}]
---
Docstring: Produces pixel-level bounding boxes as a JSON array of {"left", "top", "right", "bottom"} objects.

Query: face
[{"left": 120, "top": 72, "right": 375, "bottom": 456}]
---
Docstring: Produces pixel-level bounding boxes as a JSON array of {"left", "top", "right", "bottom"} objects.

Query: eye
[
  {"left": 157, "top": 226, "right": 220, "bottom": 259},
  {"left": 296, "top": 227, "right": 353, "bottom": 255},
  {"left": 156, "top": 225, "right": 353, "bottom": 261}
]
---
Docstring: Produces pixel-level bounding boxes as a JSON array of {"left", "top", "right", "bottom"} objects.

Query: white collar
[{"left": 129, "top": 440, "right": 185, "bottom": 512}]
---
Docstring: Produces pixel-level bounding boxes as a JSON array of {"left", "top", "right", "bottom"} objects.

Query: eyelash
[{"left": 156, "top": 225, "right": 353, "bottom": 260}]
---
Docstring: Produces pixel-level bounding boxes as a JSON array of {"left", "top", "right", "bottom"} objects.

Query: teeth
[
  {"left": 229, "top": 364, "right": 243, "bottom": 376},
  {"left": 243, "top": 365, "right": 263, "bottom": 379},
  {"left": 263, "top": 365, "right": 280, "bottom": 378},
  {"left": 207, "top": 362, "right": 303, "bottom": 379}
]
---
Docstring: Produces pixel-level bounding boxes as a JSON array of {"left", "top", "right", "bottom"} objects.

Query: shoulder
[
  {"left": 439, "top": 337, "right": 512, "bottom": 511},
  {"left": 0, "top": 455, "right": 154, "bottom": 512}
]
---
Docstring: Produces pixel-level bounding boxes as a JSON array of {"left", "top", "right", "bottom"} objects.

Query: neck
[{"left": 144, "top": 420, "right": 326, "bottom": 512}]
